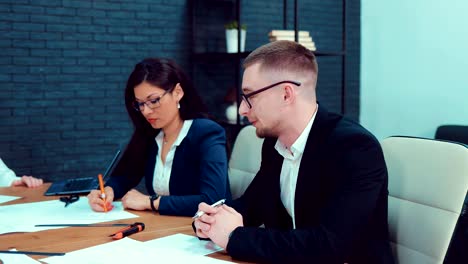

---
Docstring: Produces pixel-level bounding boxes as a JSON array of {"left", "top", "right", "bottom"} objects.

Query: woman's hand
[
  {"left": 121, "top": 189, "right": 153, "bottom": 211},
  {"left": 87, "top": 186, "right": 114, "bottom": 212}
]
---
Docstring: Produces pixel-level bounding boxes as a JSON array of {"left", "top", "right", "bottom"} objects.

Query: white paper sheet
[
  {"left": 0, "top": 198, "right": 138, "bottom": 234},
  {"left": 144, "top": 233, "right": 223, "bottom": 256},
  {"left": 43, "top": 237, "right": 232, "bottom": 264},
  {"left": 0, "top": 194, "right": 21, "bottom": 204},
  {"left": 0, "top": 250, "right": 42, "bottom": 264},
  {"left": 43, "top": 237, "right": 145, "bottom": 264}
]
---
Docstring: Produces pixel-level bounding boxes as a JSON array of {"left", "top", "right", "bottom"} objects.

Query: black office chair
[
  {"left": 434, "top": 126, "right": 468, "bottom": 263},
  {"left": 435, "top": 125, "right": 468, "bottom": 145}
]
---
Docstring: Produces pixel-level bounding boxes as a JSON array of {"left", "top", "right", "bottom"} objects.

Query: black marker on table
[{"left": 110, "top": 222, "right": 145, "bottom": 240}]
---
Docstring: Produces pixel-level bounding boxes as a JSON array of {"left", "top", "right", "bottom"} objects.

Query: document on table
[
  {"left": 0, "top": 198, "right": 138, "bottom": 234},
  {"left": 0, "top": 250, "right": 42, "bottom": 264},
  {"left": 43, "top": 237, "right": 232, "bottom": 264},
  {"left": 0, "top": 194, "right": 20, "bottom": 204},
  {"left": 144, "top": 233, "right": 223, "bottom": 256},
  {"left": 43, "top": 238, "right": 146, "bottom": 264}
]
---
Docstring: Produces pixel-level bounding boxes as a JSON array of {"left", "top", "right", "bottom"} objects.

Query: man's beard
[{"left": 255, "top": 120, "right": 279, "bottom": 138}]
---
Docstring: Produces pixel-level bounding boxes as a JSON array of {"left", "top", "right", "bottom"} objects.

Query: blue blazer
[{"left": 107, "top": 118, "right": 231, "bottom": 216}]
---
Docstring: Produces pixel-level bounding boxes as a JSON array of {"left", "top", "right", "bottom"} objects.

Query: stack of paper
[{"left": 268, "top": 30, "right": 316, "bottom": 51}]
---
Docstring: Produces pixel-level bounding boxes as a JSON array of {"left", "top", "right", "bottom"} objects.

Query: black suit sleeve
[{"left": 226, "top": 133, "right": 388, "bottom": 263}]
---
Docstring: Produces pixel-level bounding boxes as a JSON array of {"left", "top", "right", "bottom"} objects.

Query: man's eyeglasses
[
  {"left": 241, "top": 80, "right": 301, "bottom": 109},
  {"left": 132, "top": 88, "right": 173, "bottom": 112}
]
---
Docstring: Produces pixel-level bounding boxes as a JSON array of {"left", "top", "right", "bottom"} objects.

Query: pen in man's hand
[
  {"left": 192, "top": 199, "right": 226, "bottom": 219},
  {"left": 98, "top": 173, "right": 107, "bottom": 212}
]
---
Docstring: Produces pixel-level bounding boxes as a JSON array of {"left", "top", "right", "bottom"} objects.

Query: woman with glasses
[
  {"left": 87, "top": 58, "right": 231, "bottom": 216},
  {"left": 0, "top": 158, "right": 43, "bottom": 187}
]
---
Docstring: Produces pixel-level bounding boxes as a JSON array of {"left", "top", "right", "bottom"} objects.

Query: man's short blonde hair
[{"left": 243, "top": 40, "right": 318, "bottom": 77}]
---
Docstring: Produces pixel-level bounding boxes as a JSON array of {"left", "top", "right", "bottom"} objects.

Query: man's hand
[
  {"left": 194, "top": 202, "right": 220, "bottom": 238},
  {"left": 206, "top": 205, "right": 243, "bottom": 249},
  {"left": 11, "top": 175, "right": 43, "bottom": 188},
  {"left": 194, "top": 203, "right": 243, "bottom": 249}
]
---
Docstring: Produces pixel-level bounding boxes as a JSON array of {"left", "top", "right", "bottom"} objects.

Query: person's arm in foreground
[
  {"left": 0, "top": 158, "right": 43, "bottom": 188},
  {"left": 11, "top": 175, "right": 43, "bottom": 188}
]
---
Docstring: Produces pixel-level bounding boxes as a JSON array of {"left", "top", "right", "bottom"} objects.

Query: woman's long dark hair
[{"left": 124, "top": 58, "right": 208, "bottom": 137}]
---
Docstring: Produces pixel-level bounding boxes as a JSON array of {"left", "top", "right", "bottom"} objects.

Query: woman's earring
[{"left": 177, "top": 102, "right": 181, "bottom": 109}]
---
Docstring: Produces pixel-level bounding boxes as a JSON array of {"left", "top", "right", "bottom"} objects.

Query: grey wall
[{"left": 361, "top": 0, "right": 468, "bottom": 140}]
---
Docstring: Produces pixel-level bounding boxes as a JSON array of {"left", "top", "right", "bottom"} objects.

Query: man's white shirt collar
[{"left": 275, "top": 105, "right": 318, "bottom": 159}]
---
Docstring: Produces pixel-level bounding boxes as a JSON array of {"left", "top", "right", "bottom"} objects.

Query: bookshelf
[{"left": 191, "top": 0, "right": 348, "bottom": 140}]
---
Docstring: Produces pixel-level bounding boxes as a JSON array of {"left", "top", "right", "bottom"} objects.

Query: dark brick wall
[
  {"left": 0, "top": 0, "right": 191, "bottom": 182},
  {"left": 343, "top": 0, "right": 360, "bottom": 118},
  {"left": 1, "top": 0, "right": 359, "bottom": 183}
]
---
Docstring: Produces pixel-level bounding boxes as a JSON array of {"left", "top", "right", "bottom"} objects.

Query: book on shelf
[
  {"left": 268, "top": 30, "right": 310, "bottom": 37},
  {"left": 301, "top": 43, "right": 316, "bottom": 51},
  {"left": 268, "top": 29, "right": 317, "bottom": 51}
]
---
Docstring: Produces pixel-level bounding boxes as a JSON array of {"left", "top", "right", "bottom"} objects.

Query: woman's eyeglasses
[{"left": 132, "top": 87, "right": 173, "bottom": 112}]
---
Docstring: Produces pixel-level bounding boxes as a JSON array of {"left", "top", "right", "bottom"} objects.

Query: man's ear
[
  {"left": 283, "top": 84, "right": 295, "bottom": 104},
  {"left": 174, "top": 83, "right": 185, "bottom": 101}
]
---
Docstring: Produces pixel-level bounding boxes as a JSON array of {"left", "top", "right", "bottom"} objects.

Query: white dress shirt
[
  {"left": 152, "top": 120, "right": 193, "bottom": 196},
  {"left": 0, "top": 158, "right": 20, "bottom": 187},
  {"left": 275, "top": 106, "right": 318, "bottom": 228}
]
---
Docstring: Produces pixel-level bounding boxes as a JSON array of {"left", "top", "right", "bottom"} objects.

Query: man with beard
[{"left": 194, "top": 40, "right": 394, "bottom": 264}]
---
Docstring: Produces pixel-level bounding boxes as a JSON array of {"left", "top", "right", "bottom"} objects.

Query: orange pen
[{"left": 98, "top": 173, "right": 107, "bottom": 212}]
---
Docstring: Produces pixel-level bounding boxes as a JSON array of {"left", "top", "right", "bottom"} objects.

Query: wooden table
[{"left": 0, "top": 184, "right": 242, "bottom": 263}]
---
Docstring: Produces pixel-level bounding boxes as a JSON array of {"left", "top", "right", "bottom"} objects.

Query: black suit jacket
[{"left": 227, "top": 106, "right": 394, "bottom": 264}]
